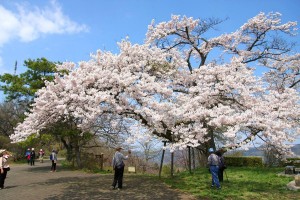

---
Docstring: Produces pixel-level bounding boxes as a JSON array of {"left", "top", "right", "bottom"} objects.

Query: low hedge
[
  {"left": 225, "top": 156, "right": 263, "bottom": 167},
  {"left": 285, "top": 158, "right": 300, "bottom": 167}
]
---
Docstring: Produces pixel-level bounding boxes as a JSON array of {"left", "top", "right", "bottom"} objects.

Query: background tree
[
  {"left": 0, "top": 101, "right": 26, "bottom": 137},
  {"left": 131, "top": 135, "right": 162, "bottom": 172},
  {"left": 0, "top": 57, "right": 58, "bottom": 103}
]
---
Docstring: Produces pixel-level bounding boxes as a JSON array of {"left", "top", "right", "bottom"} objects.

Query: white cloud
[{"left": 0, "top": 0, "right": 89, "bottom": 46}]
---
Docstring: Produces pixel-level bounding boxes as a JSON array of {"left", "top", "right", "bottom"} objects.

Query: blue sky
[{"left": 0, "top": 0, "right": 299, "bottom": 98}]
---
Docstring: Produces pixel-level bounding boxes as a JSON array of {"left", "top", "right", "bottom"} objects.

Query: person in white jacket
[{"left": 0, "top": 149, "right": 10, "bottom": 189}]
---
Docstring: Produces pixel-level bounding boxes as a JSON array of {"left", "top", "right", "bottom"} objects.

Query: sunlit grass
[{"left": 161, "top": 167, "right": 300, "bottom": 200}]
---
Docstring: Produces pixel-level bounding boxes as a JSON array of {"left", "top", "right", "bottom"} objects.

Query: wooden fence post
[{"left": 159, "top": 141, "right": 167, "bottom": 178}]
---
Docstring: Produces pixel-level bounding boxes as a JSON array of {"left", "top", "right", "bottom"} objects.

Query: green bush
[
  {"left": 162, "top": 165, "right": 171, "bottom": 175},
  {"left": 225, "top": 156, "right": 263, "bottom": 167},
  {"left": 285, "top": 158, "right": 300, "bottom": 167}
]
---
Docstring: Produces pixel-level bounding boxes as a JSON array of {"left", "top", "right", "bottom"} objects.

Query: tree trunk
[
  {"left": 208, "top": 128, "right": 216, "bottom": 150},
  {"left": 74, "top": 145, "right": 82, "bottom": 168},
  {"left": 60, "top": 138, "right": 73, "bottom": 162}
]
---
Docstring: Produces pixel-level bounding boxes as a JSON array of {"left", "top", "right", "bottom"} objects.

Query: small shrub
[
  {"left": 225, "top": 156, "right": 263, "bottom": 167},
  {"left": 162, "top": 165, "right": 171, "bottom": 175},
  {"left": 285, "top": 158, "right": 300, "bottom": 167}
]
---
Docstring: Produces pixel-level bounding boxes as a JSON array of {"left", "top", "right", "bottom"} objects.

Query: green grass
[{"left": 161, "top": 167, "right": 300, "bottom": 200}]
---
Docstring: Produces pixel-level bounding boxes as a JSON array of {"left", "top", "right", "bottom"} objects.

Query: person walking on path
[
  {"left": 216, "top": 149, "right": 226, "bottom": 182},
  {"left": 207, "top": 148, "right": 221, "bottom": 189},
  {"left": 0, "top": 149, "right": 10, "bottom": 189},
  {"left": 38, "top": 149, "right": 45, "bottom": 163},
  {"left": 50, "top": 150, "right": 58, "bottom": 172},
  {"left": 30, "top": 148, "right": 36, "bottom": 166},
  {"left": 25, "top": 148, "right": 31, "bottom": 165},
  {"left": 112, "top": 147, "right": 131, "bottom": 190}
]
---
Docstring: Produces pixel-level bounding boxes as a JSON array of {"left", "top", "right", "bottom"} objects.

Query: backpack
[{"left": 50, "top": 154, "right": 53, "bottom": 160}]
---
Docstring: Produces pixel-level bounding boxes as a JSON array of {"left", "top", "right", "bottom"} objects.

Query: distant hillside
[
  {"left": 291, "top": 144, "right": 300, "bottom": 155},
  {"left": 242, "top": 144, "right": 300, "bottom": 157}
]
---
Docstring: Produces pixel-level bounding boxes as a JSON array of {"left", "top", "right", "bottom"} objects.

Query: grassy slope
[{"left": 161, "top": 167, "right": 300, "bottom": 200}]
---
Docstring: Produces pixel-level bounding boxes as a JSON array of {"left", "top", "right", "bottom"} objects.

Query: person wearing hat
[
  {"left": 207, "top": 148, "right": 221, "bottom": 189},
  {"left": 111, "top": 147, "right": 131, "bottom": 190},
  {"left": 30, "top": 148, "right": 36, "bottom": 166},
  {"left": 38, "top": 149, "right": 45, "bottom": 163},
  {"left": 0, "top": 149, "right": 10, "bottom": 189}
]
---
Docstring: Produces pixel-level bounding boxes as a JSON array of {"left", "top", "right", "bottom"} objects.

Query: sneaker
[
  {"left": 111, "top": 186, "right": 115, "bottom": 190},
  {"left": 217, "top": 187, "right": 221, "bottom": 190}
]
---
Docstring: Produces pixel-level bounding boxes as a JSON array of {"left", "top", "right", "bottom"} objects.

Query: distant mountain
[
  {"left": 242, "top": 144, "right": 300, "bottom": 157},
  {"left": 291, "top": 144, "right": 300, "bottom": 156}
]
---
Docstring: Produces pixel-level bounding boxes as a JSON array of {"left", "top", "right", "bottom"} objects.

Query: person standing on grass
[
  {"left": 50, "top": 150, "right": 58, "bottom": 172},
  {"left": 111, "top": 147, "right": 131, "bottom": 190},
  {"left": 207, "top": 148, "right": 221, "bottom": 189},
  {"left": 216, "top": 149, "right": 226, "bottom": 182}
]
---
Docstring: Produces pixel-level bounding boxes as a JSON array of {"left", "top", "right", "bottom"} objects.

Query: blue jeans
[{"left": 210, "top": 165, "right": 221, "bottom": 188}]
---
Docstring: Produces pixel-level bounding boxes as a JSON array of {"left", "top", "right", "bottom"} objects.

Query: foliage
[
  {"left": 162, "top": 167, "right": 300, "bottom": 200},
  {"left": 162, "top": 164, "right": 172, "bottom": 176},
  {"left": 225, "top": 156, "right": 263, "bottom": 167},
  {"left": 0, "top": 135, "right": 15, "bottom": 152},
  {"left": 18, "top": 133, "right": 55, "bottom": 149},
  {"left": 285, "top": 158, "right": 300, "bottom": 167},
  {"left": 0, "top": 57, "right": 58, "bottom": 102},
  {"left": 0, "top": 101, "right": 27, "bottom": 137},
  {"left": 10, "top": 13, "right": 300, "bottom": 161}
]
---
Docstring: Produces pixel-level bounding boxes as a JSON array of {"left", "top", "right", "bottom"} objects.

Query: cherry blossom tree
[{"left": 11, "top": 12, "right": 300, "bottom": 163}]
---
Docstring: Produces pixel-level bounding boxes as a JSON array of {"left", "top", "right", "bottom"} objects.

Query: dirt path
[{"left": 1, "top": 160, "right": 197, "bottom": 200}]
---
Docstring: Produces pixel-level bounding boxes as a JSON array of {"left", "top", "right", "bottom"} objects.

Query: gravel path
[{"left": 1, "top": 160, "right": 196, "bottom": 200}]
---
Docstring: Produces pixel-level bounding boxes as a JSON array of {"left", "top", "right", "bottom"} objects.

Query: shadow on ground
[{"left": 42, "top": 175, "right": 193, "bottom": 200}]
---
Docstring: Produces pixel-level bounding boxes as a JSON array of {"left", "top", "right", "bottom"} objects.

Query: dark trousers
[
  {"left": 112, "top": 166, "right": 124, "bottom": 189},
  {"left": 30, "top": 158, "right": 35, "bottom": 166},
  {"left": 51, "top": 161, "right": 57, "bottom": 171},
  {"left": 218, "top": 168, "right": 224, "bottom": 182},
  {"left": 0, "top": 168, "right": 8, "bottom": 188}
]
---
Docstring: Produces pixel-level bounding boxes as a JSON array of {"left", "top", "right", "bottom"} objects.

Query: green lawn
[{"left": 161, "top": 167, "right": 300, "bottom": 200}]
